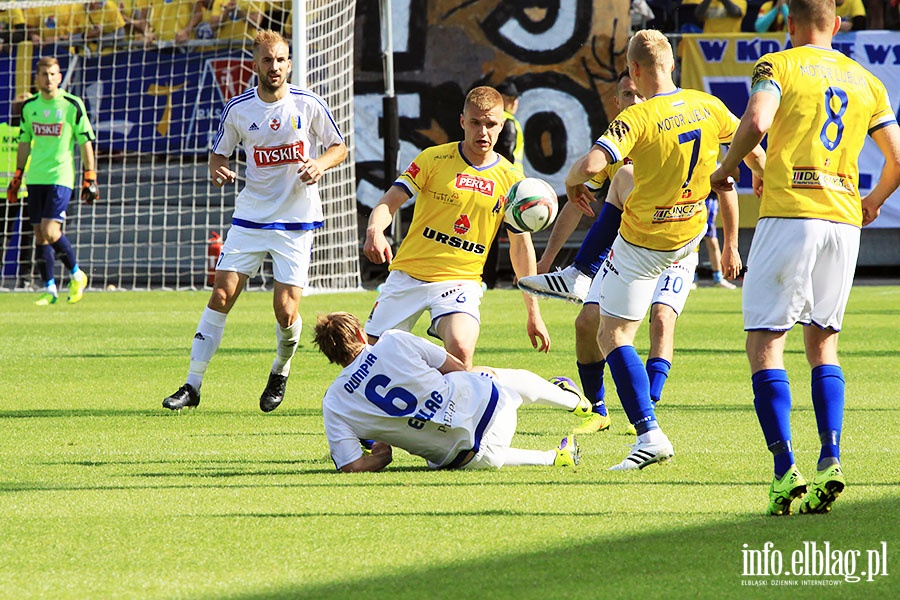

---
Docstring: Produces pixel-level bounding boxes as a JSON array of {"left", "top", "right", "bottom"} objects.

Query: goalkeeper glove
[
  {"left": 81, "top": 170, "right": 99, "bottom": 203},
  {"left": 6, "top": 169, "right": 22, "bottom": 204}
]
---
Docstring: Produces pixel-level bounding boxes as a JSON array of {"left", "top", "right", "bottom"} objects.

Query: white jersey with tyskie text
[
  {"left": 212, "top": 85, "right": 344, "bottom": 229},
  {"left": 322, "top": 330, "right": 498, "bottom": 470}
]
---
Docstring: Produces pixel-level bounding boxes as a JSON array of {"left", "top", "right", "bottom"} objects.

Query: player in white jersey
[
  {"left": 163, "top": 29, "right": 347, "bottom": 413},
  {"left": 314, "top": 312, "right": 591, "bottom": 472}
]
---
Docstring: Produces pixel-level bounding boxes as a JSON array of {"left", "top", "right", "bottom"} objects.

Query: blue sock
[
  {"left": 577, "top": 360, "right": 607, "bottom": 416},
  {"left": 752, "top": 369, "right": 794, "bottom": 478},
  {"left": 646, "top": 357, "right": 671, "bottom": 405},
  {"left": 712, "top": 271, "right": 723, "bottom": 283},
  {"left": 51, "top": 235, "right": 77, "bottom": 271},
  {"left": 811, "top": 364, "right": 844, "bottom": 469},
  {"left": 38, "top": 244, "right": 55, "bottom": 284},
  {"left": 573, "top": 203, "right": 622, "bottom": 277},
  {"left": 607, "top": 346, "right": 657, "bottom": 434}
]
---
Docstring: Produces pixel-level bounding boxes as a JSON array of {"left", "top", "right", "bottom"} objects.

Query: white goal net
[{"left": 0, "top": 0, "right": 359, "bottom": 292}]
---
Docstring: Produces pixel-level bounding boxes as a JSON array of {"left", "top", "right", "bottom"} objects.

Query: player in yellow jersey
[
  {"left": 563, "top": 29, "right": 763, "bottom": 470},
  {"left": 364, "top": 86, "right": 550, "bottom": 370},
  {"left": 711, "top": 0, "right": 900, "bottom": 516}
]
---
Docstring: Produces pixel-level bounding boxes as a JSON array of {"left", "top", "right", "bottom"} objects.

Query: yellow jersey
[
  {"left": 751, "top": 46, "right": 896, "bottom": 226},
  {"left": 390, "top": 142, "right": 524, "bottom": 282},
  {"left": 595, "top": 88, "right": 739, "bottom": 251}
]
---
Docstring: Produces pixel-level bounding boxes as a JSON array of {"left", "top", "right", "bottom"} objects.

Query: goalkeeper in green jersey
[{"left": 9, "top": 56, "right": 97, "bottom": 305}]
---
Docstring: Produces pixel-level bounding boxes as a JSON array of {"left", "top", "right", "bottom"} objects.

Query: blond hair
[
  {"left": 627, "top": 29, "right": 674, "bottom": 72},
  {"left": 253, "top": 29, "right": 289, "bottom": 57},
  {"left": 36, "top": 56, "right": 59, "bottom": 71},
  {"left": 313, "top": 312, "right": 366, "bottom": 366},
  {"left": 789, "top": 0, "right": 837, "bottom": 30},
  {"left": 464, "top": 86, "right": 503, "bottom": 114}
]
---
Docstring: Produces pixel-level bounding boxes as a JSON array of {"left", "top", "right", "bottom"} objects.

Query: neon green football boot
[
  {"left": 549, "top": 376, "right": 592, "bottom": 418},
  {"left": 573, "top": 412, "right": 611, "bottom": 434},
  {"left": 799, "top": 464, "right": 845, "bottom": 515},
  {"left": 35, "top": 292, "right": 58, "bottom": 306},
  {"left": 553, "top": 435, "right": 580, "bottom": 467},
  {"left": 68, "top": 271, "right": 88, "bottom": 303},
  {"left": 766, "top": 465, "right": 807, "bottom": 516}
]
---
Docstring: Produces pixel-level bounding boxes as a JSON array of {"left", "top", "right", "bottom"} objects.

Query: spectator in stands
[
  {"left": 210, "top": 0, "right": 263, "bottom": 43},
  {"left": 694, "top": 0, "right": 747, "bottom": 32},
  {"left": 25, "top": 3, "right": 80, "bottom": 47},
  {"left": 142, "top": 0, "right": 208, "bottom": 46},
  {"left": 755, "top": 0, "right": 790, "bottom": 31},
  {"left": 836, "top": 0, "right": 868, "bottom": 30},
  {"left": 0, "top": 6, "right": 27, "bottom": 53},
  {"left": 83, "top": 1, "right": 127, "bottom": 50}
]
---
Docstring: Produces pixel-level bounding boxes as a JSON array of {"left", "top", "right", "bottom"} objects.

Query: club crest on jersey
[
  {"left": 33, "top": 122, "right": 63, "bottom": 136},
  {"left": 455, "top": 173, "right": 495, "bottom": 196},
  {"left": 653, "top": 201, "right": 701, "bottom": 223},
  {"left": 269, "top": 117, "right": 281, "bottom": 131},
  {"left": 453, "top": 214, "right": 471, "bottom": 235},
  {"left": 492, "top": 196, "right": 506, "bottom": 214},
  {"left": 404, "top": 161, "right": 420, "bottom": 178},
  {"left": 253, "top": 141, "right": 305, "bottom": 167},
  {"left": 291, "top": 115, "right": 301, "bottom": 130},
  {"left": 249, "top": 122, "right": 259, "bottom": 131},
  {"left": 606, "top": 119, "right": 630, "bottom": 142}
]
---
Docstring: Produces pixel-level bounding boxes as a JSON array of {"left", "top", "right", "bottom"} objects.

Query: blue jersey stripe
[{"left": 290, "top": 87, "right": 345, "bottom": 142}]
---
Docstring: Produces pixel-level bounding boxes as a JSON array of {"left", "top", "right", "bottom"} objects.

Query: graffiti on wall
[{"left": 353, "top": 0, "right": 631, "bottom": 208}]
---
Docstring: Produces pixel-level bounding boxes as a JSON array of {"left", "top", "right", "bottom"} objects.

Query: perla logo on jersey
[
  {"left": 33, "top": 123, "right": 63, "bottom": 136},
  {"left": 455, "top": 173, "right": 495, "bottom": 196},
  {"left": 253, "top": 141, "right": 305, "bottom": 167},
  {"left": 653, "top": 201, "right": 702, "bottom": 222},
  {"left": 421, "top": 226, "right": 486, "bottom": 254}
]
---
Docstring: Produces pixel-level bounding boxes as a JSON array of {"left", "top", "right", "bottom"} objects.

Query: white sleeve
[
  {"left": 211, "top": 109, "right": 239, "bottom": 157},
  {"left": 380, "top": 329, "right": 448, "bottom": 370},
  {"left": 322, "top": 395, "right": 363, "bottom": 470},
  {"left": 309, "top": 94, "right": 344, "bottom": 151}
]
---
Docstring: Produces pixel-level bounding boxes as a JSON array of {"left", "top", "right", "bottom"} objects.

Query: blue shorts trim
[{"left": 231, "top": 218, "right": 323, "bottom": 231}]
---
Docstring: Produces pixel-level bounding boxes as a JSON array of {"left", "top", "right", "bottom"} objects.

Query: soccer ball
[{"left": 504, "top": 177, "right": 558, "bottom": 233}]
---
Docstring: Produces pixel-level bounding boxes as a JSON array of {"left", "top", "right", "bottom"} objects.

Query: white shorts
[
  {"left": 465, "top": 383, "right": 520, "bottom": 470},
  {"left": 217, "top": 226, "right": 313, "bottom": 288},
  {"left": 585, "top": 249, "right": 698, "bottom": 316},
  {"left": 596, "top": 230, "right": 705, "bottom": 321},
  {"left": 743, "top": 218, "right": 860, "bottom": 331},
  {"left": 365, "top": 270, "right": 483, "bottom": 339}
]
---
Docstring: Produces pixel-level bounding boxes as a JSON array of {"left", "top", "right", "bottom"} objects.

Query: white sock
[
  {"left": 501, "top": 447, "right": 556, "bottom": 467},
  {"left": 492, "top": 368, "right": 579, "bottom": 410},
  {"left": 271, "top": 316, "right": 302, "bottom": 376},
  {"left": 638, "top": 428, "right": 668, "bottom": 445},
  {"left": 186, "top": 307, "right": 228, "bottom": 389}
]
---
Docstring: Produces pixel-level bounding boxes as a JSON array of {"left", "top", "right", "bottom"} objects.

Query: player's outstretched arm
[
  {"left": 209, "top": 152, "right": 237, "bottom": 187},
  {"left": 340, "top": 442, "right": 393, "bottom": 472},
  {"left": 862, "top": 124, "right": 900, "bottom": 226},
  {"left": 364, "top": 185, "right": 408, "bottom": 264},
  {"left": 717, "top": 186, "right": 742, "bottom": 280},
  {"left": 564, "top": 145, "right": 612, "bottom": 217},
  {"left": 508, "top": 232, "right": 551, "bottom": 353},
  {"left": 713, "top": 93, "right": 778, "bottom": 191}
]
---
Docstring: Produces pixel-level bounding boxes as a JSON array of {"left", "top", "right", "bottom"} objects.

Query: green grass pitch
[{"left": 0, "top": 285, "right": 897, "bottom": 599}]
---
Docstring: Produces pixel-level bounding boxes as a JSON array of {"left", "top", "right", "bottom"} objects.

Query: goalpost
[{"left": 0, "top": 0, "right": 359, "bottom": 292}]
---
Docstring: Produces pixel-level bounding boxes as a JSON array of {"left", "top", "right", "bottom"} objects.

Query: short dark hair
[{"left": 495, "top": 79, "right": 519, "bottom": 98}]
